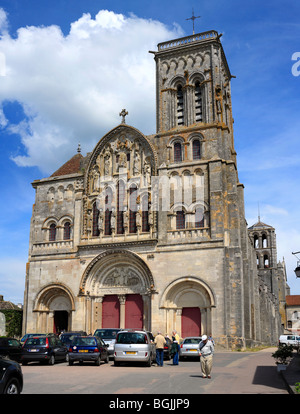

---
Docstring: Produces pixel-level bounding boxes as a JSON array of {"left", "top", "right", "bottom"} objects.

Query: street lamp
[{"left": 292, "top": 252, "right": 300, "bottom": 278}]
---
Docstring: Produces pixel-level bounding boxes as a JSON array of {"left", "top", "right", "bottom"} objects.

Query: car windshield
[
  {"left": 95, "top": 329, "right": 118, "bottom": 339},
  {"left": 183, "top": 338, "right": 201, "bottom": 344},
  {"left": 72, "top": 337, "right": 97, "bottom": 346},
  {"left": 117, "top": 332, "right": 147, "bottom": 344},
  {"left": 61, "top": 334, "right": 77, "bottom": 344},
  {"left": 25, "top": 337, "right": 47, "bottom": 346}
]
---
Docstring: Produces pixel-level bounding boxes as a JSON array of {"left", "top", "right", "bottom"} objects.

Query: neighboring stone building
[
  {"left": 22, "top": 30, "right": 287, "bottom": 348},
  {"left": 285, "top": 295, "right": 300, "bottom": 333}
]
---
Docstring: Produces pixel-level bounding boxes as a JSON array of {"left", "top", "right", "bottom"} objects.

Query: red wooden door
[
  {"left": 102, "top": 295, "right": 120, "bottom": 328},
  {"left": 181, "top": 307, "right": 201, "bottom": 338},
  {"left": 125, "top": 294, "right": 143, "bottom": 329}
]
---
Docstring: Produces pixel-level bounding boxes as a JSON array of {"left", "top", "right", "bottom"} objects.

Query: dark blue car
[{"left": 68, "top": 336, "right": 109, "bottom": 366}]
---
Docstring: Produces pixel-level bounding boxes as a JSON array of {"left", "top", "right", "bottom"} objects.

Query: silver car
[
  {"left": 114, "top": 330, "right": 156, "bottom": 367},
  {"left": 179, "top": 336, "right": 202, "bottom": 359},
  {"left": 94, "top": 328, "right": 121, "bottom": 357}
]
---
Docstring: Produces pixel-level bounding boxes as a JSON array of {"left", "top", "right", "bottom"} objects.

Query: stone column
[{"left": 118, "top": 295, "right": 126, "bottom": 329}]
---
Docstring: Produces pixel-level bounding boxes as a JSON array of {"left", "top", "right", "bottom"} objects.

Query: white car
[
  {"left": 179, "top": 336, "right": 202, "bottom": 359},
  {"left": 279, "top": 334, "right": 300, "bottom": 349}
]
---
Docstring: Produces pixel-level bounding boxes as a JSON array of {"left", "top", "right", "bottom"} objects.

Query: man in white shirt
[{"left": 198, "top": 334, "right": 214, "bottom": 378}]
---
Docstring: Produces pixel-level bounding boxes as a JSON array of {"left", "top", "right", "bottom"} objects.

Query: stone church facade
[{"left": 23, "top": 30, "right": 287, "bottom": 349}]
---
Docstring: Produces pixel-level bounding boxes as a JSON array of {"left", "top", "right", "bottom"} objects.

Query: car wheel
[
  {"left": 95, "top": 357, "right": 101, "bottom": 366},
  {"left": 105, "top": 354, "right": 109, "bottom": 364},
  {"left": 48, "top": 355, "right": 55, "bottom": 365},
  {"left": 146, "top": 356, "right": 151, "bottom": 367},
  {"left": 65, "top": 353, "right": 69, "bottom": 363},
  {"left": 114, "top": 360, "right": 120, "bottom": 366},
  {"left": 4, "top": 378, "right": 21, "bottom": 394},
  {"left": 68, "top": 359, "right": 73, "bottom": 366}
]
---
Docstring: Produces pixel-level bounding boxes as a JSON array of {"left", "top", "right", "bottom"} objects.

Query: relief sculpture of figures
[
  {"left": 133, "top": 151, "right": 141, "bottom": 175},
  {"left": 104, "top": 151, "right": 111, "bottom": 176},
  {"left": 98, "top": 208, "right": 104, "bottom": 235}
]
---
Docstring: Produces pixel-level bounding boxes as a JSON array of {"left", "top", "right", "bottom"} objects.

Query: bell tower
[{"left": 153, "top": 31, "right": 234, "bottom": 138}]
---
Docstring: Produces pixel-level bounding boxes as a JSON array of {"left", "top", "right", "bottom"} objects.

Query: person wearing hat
[{"left": 198, "top": 334, "right": 214, "bottom": 378}]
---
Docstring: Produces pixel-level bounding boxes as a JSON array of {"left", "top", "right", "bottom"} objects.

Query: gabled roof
[
  {"left": 248, "top": 219, "right": 274, "bottom": 231},
  {"left": 286, "top": 295, "right": 300, "bottom": 306},
  {"left": 51, "top": 153, "right": 83, "bottom": 177}
]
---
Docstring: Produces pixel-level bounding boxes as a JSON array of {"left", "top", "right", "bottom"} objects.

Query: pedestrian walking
[
  {"left": 154, "top": 331, "right": 166, "bottom": 366},
  {"left": 198, "top": 334, "right": 214, "bottom": 378},
  {"left": 170, "top": 339, "right": 180, "bottom": 365}
]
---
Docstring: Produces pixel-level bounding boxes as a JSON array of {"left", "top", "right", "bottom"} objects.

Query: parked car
[
  {"left": 20, "top": 333, "right": 45, "bottom": 345},
  {"left": 114, "top": 330, "right": 156, "bottom": 367},
  {"left": 163, "top": 337, "right": 172, "bottom": 360},
  {"left": 179, "top": 336, "right": 202, "bottom": 360},
  {"left": 21, "top": 335, "right": 68, "bottom": 365},
  {"left": 0, "top": 355, "right": 23, "bottom": 394},
  {"left": 279, "top": 334, "right": 300, "bottom": 349},
  {"left": 0, "top": 337, "right": 22, "bottom": 362},
  {"left": 60, "top": 331, "right": 87, "bottom": 347},
  {"left": 94, "top": 328, "right": 121, "bottom": 357},
  {"left": 68, "top": 336, "right": 109, "bottom": 366}
]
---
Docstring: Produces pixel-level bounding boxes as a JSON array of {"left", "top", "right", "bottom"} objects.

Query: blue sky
[{"left": 0, "top": 0, "right": 299, "bottom": 304}]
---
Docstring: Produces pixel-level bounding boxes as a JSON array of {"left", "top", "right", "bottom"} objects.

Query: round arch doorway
[{"left": 160, "top": 277, "right": 216, "bottom": 338}]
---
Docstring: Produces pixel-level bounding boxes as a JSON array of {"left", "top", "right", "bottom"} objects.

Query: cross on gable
[{"left": 119, "top": 109, "right": 128, "bottom": 124}]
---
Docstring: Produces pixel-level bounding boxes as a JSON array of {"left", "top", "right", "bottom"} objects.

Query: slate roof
[{"left": 248, "top": 219, "right": 274, "bottom": 230}]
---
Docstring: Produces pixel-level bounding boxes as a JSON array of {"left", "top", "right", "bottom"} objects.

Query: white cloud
[{"left": 0, "top": 9, "right": 183, "bottom": 174}]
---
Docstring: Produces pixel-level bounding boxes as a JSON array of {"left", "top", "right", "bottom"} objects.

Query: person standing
[
  {"left": 154, "top": 331, "right": 166, "bottom": 366},
  {"left": 171, "top": 339, "right": 180, "bottom": 365},
  {"left": 198, "top": 334, "right": 214, "bottom": 378}
]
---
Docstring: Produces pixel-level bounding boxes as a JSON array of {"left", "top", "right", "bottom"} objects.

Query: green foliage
[
  {"left": 272, "top": 344, "right": 294, "bottom": 365},
  {"left": 295, "top": 382, "right": 300, "bottom": 394},
  {"left": 0, "top": 310, "right": 23, "bottom": 337}
]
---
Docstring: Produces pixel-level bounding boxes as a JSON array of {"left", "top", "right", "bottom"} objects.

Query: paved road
[{"left": 20, "top": 347, "right": 288, "bottom": 395}]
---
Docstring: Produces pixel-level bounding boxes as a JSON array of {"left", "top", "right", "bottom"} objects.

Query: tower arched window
[
  {"left": 176, "top": 210, "right": 185, "bottom": 230},
  {"left": 177, "top": 84, "right": 184, "bottom": 126},
  {"left": 264, "top": 254, "right": 269, "bottom": 268},
  {"left": 174, "top": 142, "right": 182, "bottom": 162},
  {"left": 192, "top": 139, "right": 201, "bottom": 160},
  {"left": 63, "top": 222, "right": 71, "bottom": 240},
  {"left": 195, "top": 81, "right": 203, "bottom": 122},
  {"left": 49, "top": 223, "right": 56, "bottom": 241},
  {"left": 262, "top": 234, "right": 268, "bottom": 248}
]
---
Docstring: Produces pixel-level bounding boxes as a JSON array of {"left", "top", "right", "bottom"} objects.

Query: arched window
[
  {"left": 129, "top": 185, "right": 137, "bottom": 233},
  {"left": 192, "top": 139, "right": 201, "bottom": 160},
  {"left": 264, "top": 254, "right": 269, "bottom": 268},
  {"left": 174, "top": 142, "right": 182, "bottom": 162},
  {"left": 177, "top": 84, "right": 184, "bottom": 125},
  {"left": 254, "top": 235, "right": 259, "bottom": 249},
  {"left": 142, "top": 195, "right": 149, "bottom": 232},
  {"left": 105, "top": 188, "right": 113, "bottom": 235},
  {"left": 195, "top": 208, "right": 204, "bottom": 228},
  {"left": 63, "top": 222, "right": 71, "bottom": 240},
  {"left": 262, "top": 234, "right": 268, "bottom": 248},
  {"left": 93, "top": 202, "right": 99, "bottom": 236},
  {"left": 176, "top": 210, "right": 185, "bottom": 230},
  {"left": 49, "top": 223, "right": 56, "bottom": 241},
  {"left": 195, "top": 81, "right": 203, "bottom": 122},
  {"left": 117, "top": 181, "right": 125, "bottom": 234}
]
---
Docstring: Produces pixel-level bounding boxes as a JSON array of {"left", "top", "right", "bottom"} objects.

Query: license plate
[
  {"left": 79, "top": 350, "right": 88, "bottom": 352},
  {"left": 189, "top": 349, "right": 197, "bottom": 352},
  {"left": 29, "top": 349, "right": 38, "bottom": 352},
  {"left": 125, "top": 351, "right": 136, "bottom": 355}
]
